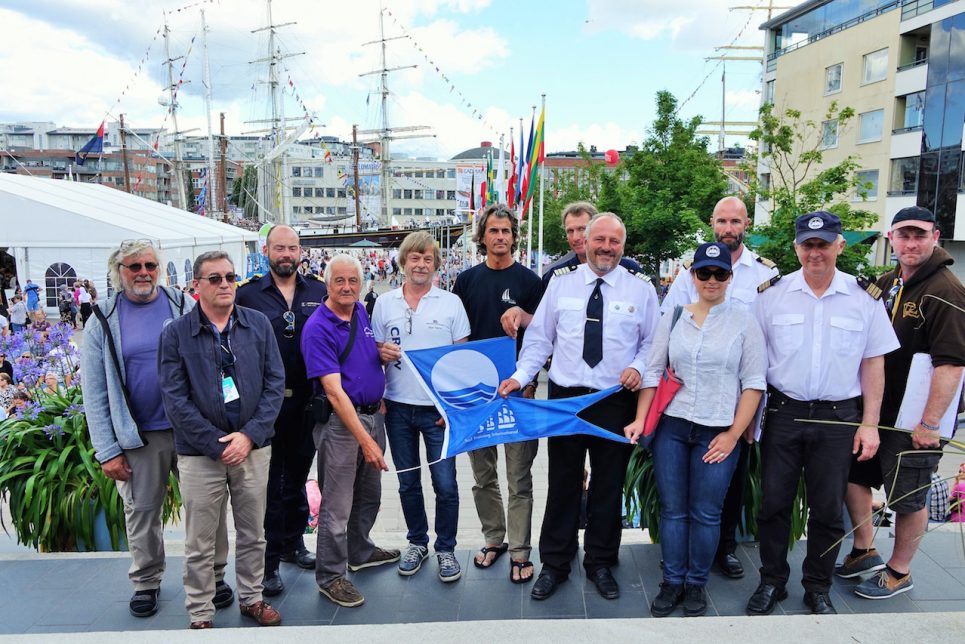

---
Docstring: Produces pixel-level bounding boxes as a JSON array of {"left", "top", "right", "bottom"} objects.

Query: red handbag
[{"left": 642, "top": 305, "right": 685, "bottom": 440}]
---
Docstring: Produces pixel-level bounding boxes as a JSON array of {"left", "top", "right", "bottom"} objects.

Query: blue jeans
[
  {"left": 652, "top": 414, "right": 738, "bottom": 586},
  {"left": 385, "top": 401, "right": 458, "bottom": 552}
]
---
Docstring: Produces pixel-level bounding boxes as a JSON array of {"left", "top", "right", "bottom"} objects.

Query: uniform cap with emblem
[
  {"left": 890, "top": 205, "right": 936, "bottom": 232},
  {"left": 690, "top": 241, "right": 732, "bottom": 272},
  {"left": 795, "top": 210, "right": 841, "bottom": 244}
]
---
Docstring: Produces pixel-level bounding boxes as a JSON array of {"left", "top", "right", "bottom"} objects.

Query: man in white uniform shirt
[
  {"left": 499, "top": 213, "right": 659, "bottom": 602},
  {"left": 372, "top": 231, "right": 470, "bottom": 583},
  {"left": 661, "top": 196, "right": 779, "bottom": 580},
  {"left": 746, "top": 211, "right": 899, "bottom": 617}
]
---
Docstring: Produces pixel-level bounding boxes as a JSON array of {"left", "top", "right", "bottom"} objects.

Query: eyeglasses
[
  {"left": 404, "top": 308, "right": 413, "bottom": 335},
  {"left": 884, "top": 278, "right": 903, "bottom": 316},
  {"left": 694, "top": 268, "right": 732, "bottom": 282},
  {"left": 200, "top": 273, "right": 238, "bottom": 285},
  {"left": 283, "top": 310, "right": 295, "bottom": 339},
  {"left": 120, "top": 262, "right": 159, "bottom": 273}
]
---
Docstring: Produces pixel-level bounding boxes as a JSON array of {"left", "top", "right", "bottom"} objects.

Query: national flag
[
  {"left": 524, "top": 106, "right": 545, "bottom": 208},
  {"left": 403, "top": 337, "right": 628, "bottom": 458},
  {"left": 324, "top": 148, "right": 332, "bottom": 164},
  {"left": 75, "top": 122, "right": 105, "bottom": 166},
  {"left": 507, "top": 139, "right": 517, "bottom": 209},
  {"left": 515, "top": 124, "right": 525, "bottom": 209},
  {"left": 495, "top": 139, "right": 506, "bottom": 206},
  {"left": 485, "top": 153, "right": 494, "bottom": 205},
  {"left": 469, "top": 171, "right": 475, "bottom": 222},
  {"left": 520, "top": 113, "right": 535, "bottom": 209}
]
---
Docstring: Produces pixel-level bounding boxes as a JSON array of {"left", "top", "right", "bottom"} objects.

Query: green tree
[
  {"left": 743, "top": 101, "right": 881, "bottom": 276},
  {"left": 230, "top": 165, "right": 259, "bottom": 219},
  {"left": 618, "top": 91, "right": 726, "bottom": 276}
]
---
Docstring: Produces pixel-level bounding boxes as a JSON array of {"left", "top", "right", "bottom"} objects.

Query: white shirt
[
  {"left": 644, "top": 302, "right": 766, "bottom": 427},
  {"left": 78, "top": 289, "right": 92, "bottom": 305},
  {"left": 661, "top": 245, "right": 778, "bottom": 314},
  {"left": 754, "top": 268, "right": 900, "bottom": 401},
  {"left": 371, "top": 285, "right": 470, "bottom": 405},
  {"left": 511, "top": 263, "right": 660, "bottom": 390}
]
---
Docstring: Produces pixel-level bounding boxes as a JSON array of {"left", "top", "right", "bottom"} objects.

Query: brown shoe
[
  {"left": 239, "top": 600, "right": 282, "bottom": 626},
  {"left": 348, "top": 547, "right": 402, "bottom": 571},
  {"left": 189, "top": 621, "right": 214, "bottom": 629},
  {"left": 318, "top": 577, "right": 364, "bottom": 607}
]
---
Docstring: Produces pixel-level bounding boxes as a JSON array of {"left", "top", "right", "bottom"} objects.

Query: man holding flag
[{"left": 498, "top": 212, "right": 659, "bottom": 601}]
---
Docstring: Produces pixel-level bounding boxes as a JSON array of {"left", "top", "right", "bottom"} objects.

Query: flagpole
[
  {"left": 537, "top": 94, "right": 546, "bottom": 275},
  {"left": 526, "top": 105, "right": 535, "bottom": 271}
]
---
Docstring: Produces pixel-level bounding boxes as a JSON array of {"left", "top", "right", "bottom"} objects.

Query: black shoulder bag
[{"left": 309, "top": 307, "right": 359, "bottom": 424}]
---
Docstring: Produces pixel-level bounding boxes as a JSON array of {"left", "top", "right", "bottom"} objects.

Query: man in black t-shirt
[{"left": 452, "top": 204, "right": 543, "bottom": 583}]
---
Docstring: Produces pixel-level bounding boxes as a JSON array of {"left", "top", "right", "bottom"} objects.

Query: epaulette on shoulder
[
  {"left": 856, "top": 275, "right": 883, "bottom": 300},
  {"left": 236, "top": 273, "right": 262, "bottom": 288},
  {"left": 304, "top": 273, "right": 319, "bottom": 281},
  {"left": 756, "top": 255, "right": 777, "bottom": 270},
  {"left": 626, "top": 267, "right": 652, "bottom": 286},
  {"left": 553, "top": 265, "right": 578, "bottom": 278},
  {"left": 757, "top": 275, "right": 781, "bottom": 293},
  {"left": 682, "top": 259, "right": 693, "bottom": 270}
]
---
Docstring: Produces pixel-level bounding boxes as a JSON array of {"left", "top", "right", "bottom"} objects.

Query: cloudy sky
[{"left": 1, "top": 0, "right": 771, "bottom": 160}]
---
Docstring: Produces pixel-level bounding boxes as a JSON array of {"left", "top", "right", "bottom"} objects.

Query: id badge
[{"left": 222, "top": 376, "right": 240, "bottom": 403}]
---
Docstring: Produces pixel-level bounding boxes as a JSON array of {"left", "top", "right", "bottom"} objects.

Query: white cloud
[{"left": 725, "top": 88, "right": 761, "bottom": 110}]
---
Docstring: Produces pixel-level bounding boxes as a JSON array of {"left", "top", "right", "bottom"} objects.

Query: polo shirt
[{"left": 371, "top": 285, "right": 470, "bottom": 405}]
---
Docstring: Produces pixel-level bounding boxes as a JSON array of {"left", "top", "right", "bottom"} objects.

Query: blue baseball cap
[
  {"left": 795, "top": 211, "right": 842, "bottom": 244},
  {"left": 691, "top": 241, "right": 732, "bottom": 272}
]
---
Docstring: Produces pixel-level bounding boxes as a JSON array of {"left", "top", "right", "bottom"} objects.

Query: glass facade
[
  {"left": 918, "top": 12, "right": 965, "bottom": 236},
  {"left": 774, "top": 1, "right": 894, "bottom": 51}
]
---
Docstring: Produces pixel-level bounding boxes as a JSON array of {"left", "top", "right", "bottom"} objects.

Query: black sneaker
[
  {"left": 214, "top": 581, "right": 234, "bottom": 609},
  {"left": 650, "top": 583, "right": 684, "bottom": 617},
  {"left": 129, "top": 588, "right": 159, "bottom": 617},
  {"left": 683, "top": 584, "right": 707, "bottom": 617}
]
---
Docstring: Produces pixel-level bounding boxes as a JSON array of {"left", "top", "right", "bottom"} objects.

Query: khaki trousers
[
  {"left": 180, "top": 447, "right": 271, "bottom": 622},
  {"left": 468, "top": 440, "right": 539, "bottom": 559},
  {"left": 117, "top": 430, "right": 229, "bottom": 591}
]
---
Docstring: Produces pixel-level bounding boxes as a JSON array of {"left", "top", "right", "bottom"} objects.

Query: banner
[
  {"left": 403, "top": 337, "right": 629, "bottom": 459},
  {"left": 455, "top": 164, "right": 486, "bottom": 215}
]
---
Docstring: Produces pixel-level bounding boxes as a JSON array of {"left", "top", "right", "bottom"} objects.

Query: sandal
[
  {"left": 510, "top": 560, "right": 534, "bottom": 584},
  {"left": 472, "top": 543, "right": 509, "bottom": 569}
]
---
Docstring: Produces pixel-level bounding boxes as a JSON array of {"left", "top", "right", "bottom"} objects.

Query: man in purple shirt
[{"left": 301, "top": 254, "right": 400, "bottom": 608}]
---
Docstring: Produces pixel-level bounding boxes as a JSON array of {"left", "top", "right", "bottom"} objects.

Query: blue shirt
[{"left": 118, "top": 293, "right": 173, "bottom": 431}]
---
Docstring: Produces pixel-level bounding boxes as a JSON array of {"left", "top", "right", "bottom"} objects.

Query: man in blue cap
[{"left": 746, "top": 211, "right": 898, "bottom": 616}]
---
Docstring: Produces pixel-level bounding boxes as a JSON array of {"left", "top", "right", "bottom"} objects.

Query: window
[
  {"left": 764, "top": 80, "right": 775, "bottom": 105},
  {"left": 759, "top": 172, "right": 771, "bottom": 197},
  {"left": 446, "top": 190, "right": 456, "bottom": 200},
  {"left": 853, "top": 169, "right": 879, "bottom": 201},
  {"left": 392, "top": 189, "right": 402, "bottom": 199},
  {"left": 315, "top": 188, "right": 325, "bottom": 198},
  {"left": 821, "top": 119, "right": 838, "bottom": 148},
  {"left": 292, "top": 167, "right": 301, "bottom": 177},
  {"left": 890, "top": 157, "right": 919, "bottom": 194},
  {"left": 314, "top": 167, "right": 323, "bottom": 177},
  {"left": 447, "top": 168, "right": 456, "bottom": 179},
  {"left": 45, "top": 262, "right": 77, "bottom": 307},
  {"left": 303, "top": 167, "right": 313, "bottom": 176},
  {"left": 403, "top": 189, "right": 412, "bottom": 199},
  {"left": 824, "top": 64, "right": 842, "bottom": 94},
  {"left": 304, "top": 206, "right": 313, "bottom": 214},
  {"left": 404, "top": 208, "right": 413, "bottom": 215},
  {"left": 903, "top": 91, "right": 925, "bottom": 129},
  {"left": 337, "top": 188, "right": 346, "bottom": 198},
  {"left": 862, "top": 48, "right": 888, "bottom": 85},
  {"left": 392, "top": 208, "right": 402, "bottom": 215},
  {"left": 166, "top": 261, "right": 178, "bottom": 287},
  {"left": 184, "top": 259, "right": 193, "bottom": 284},
  {"left": 292, "top": 187, "right": 301, "bottom": 197},
  {"left": 293, "top": 206, "right": 302, "bottom": 214},
  {"left": 858, "top": 109, "right": 884, "bottom": 143},
  {"left": 436, "top": 190, "right": 445, "bottom": 200},
  {"left": 326, "top": 207, "right": 334, "bottom": 214},
  {"left": 337, "top": 207, "right": 347, "bottom": 214}
]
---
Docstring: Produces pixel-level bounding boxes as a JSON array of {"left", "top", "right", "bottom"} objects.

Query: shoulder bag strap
[{"left": 337, "top": 306, "right": 359, "bottom": 365}]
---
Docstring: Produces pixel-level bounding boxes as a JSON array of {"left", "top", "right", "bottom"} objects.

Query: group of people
[{"left": 78, "top": 195, "right": 962, "bottom": 629}]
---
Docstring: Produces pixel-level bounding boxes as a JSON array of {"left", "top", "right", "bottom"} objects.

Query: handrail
[{"left": 767, "top": 1, "right": 901, "bottom": 61}]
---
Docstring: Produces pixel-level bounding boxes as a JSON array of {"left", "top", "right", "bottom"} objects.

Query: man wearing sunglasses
[
  {"left": 82, "top": 239, "right": 235, "bottom": 619},
  {"left": 236, "top": 225, "right": 328, "bottom": 597},
  {"left": 747, "top": 212, "right": 898, "bottom": 616},
  {"left": 841, "top": 206, "right": 965, "bottom": 600},
  {"left": 661, "top": 196, "right": 780, "bottom": 581},
  {"left": 159, "top": 251, "right": 285, "bottom": 629}
]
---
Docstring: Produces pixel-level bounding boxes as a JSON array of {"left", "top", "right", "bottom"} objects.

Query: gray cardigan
[{"left": 81, "top": 287, "right": 193, "bottom": 464}]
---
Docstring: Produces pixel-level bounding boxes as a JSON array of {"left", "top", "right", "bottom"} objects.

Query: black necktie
[{"left": 583, "top": 278, "right": 604, "bottom": 368}]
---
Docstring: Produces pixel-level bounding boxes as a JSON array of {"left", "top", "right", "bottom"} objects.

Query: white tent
[{"left": 0, "top": 173, "right": 259, "bottom": 310}]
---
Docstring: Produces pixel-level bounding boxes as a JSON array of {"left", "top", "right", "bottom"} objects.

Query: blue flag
[
  {"left": 403, "top": 337, "right": 629, "bottom": 459},
  {"left": 74, "top": 122, "right": 105, "bottom": 166}
]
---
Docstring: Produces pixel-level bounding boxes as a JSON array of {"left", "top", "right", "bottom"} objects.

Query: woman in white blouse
[{"left": 625, "top": 241, "right": 767, "bottom": 618}]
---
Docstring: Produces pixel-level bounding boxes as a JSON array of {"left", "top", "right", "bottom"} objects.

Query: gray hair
[
  {"left": 324, "top": 254, "right": 363, "bottom": 284},
  {"left": 585, "top": 212, "right": 627, "bottom": 244},
  {"left": 193, "top": 251, "right": 233, "bottom": 280},
  {"left": 560, "top": 201, "right": 598, "bottom": 227},
  {"left": 108, "top": 239, "right": 161, "bottom": 292}
]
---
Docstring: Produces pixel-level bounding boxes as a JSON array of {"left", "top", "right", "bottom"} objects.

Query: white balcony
[
  {"left": 891, "top": 128, "right": 923, "bottom": 158},
  {"left": 895, "top": 61, "right": 928, "bottom": 96}
]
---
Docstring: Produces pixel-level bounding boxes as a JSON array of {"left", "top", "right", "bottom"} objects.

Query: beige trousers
[
  {"left": 179, "top": 447, "right": 271, "bottom": 622},
  {"left": 468, "top": 440, "right": 539, "bottom": 560}
]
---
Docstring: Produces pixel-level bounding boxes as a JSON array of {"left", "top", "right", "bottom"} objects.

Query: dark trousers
[
  {"left": 539, "top": 383, "right": 634, "bottom": 578},
  {"left": 264, "top": 395, "right": 317, "bottom": 572},
  {"left": 716, "top": 440, "right": 750, "bottom": 558},
  {"left": 758, "top": 394, "right": 859, "bottom": 593}
]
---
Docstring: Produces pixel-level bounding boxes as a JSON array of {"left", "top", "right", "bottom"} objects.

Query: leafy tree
[
  {"left": 617, "top": 91, "right": 726, "bottom": 276},
  {"left": 743, "top": 101, "right": 881, "bottom": 276}
]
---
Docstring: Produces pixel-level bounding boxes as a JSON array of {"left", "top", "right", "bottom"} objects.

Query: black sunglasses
[
  {"left": 200, "top": 273, "right": 239, "bottom": 285},
  {"left": 120, "top": 262, "right": 159, "bottom": 273},
  {"left": 283, "top": 310, "right": 295, "bottom": 338},
  {"left": 694, "top": 267, "right": 732, "bottom": 282}
]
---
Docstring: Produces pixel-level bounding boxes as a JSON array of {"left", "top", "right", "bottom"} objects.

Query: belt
[
  {"left": 767, "top": 387, "right": 860, "bottom": 409},
  {"left": 354, "top": 403, "right": 381, "bottom": 415},
  {"left": 550, "top": 383, "right": 599, "bottom": 397}
]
